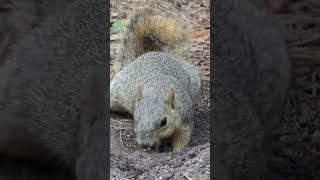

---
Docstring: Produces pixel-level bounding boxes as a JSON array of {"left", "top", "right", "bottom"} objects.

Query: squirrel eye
[{"left": 160, "top": 118, "right": 167, "bottom": 128}]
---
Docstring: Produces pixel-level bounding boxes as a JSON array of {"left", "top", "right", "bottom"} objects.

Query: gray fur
[
  {"left": 111, "top": 52, "right": 200, "bottom": 113},
  {"left": 110, "top": 52, "right": 201, "bottom": 149}
]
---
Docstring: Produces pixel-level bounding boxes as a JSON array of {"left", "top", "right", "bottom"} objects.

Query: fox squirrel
[{"left": 110, "top": 8, "right": 200, "bottom": 152}]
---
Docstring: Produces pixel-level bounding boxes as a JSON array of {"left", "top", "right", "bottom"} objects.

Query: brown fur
[
  {"left": 172, "top": 122, "right": 193, "bottom": 152},
  {"left": 117, "top": 8, "right": 190, "bottom": 69}
]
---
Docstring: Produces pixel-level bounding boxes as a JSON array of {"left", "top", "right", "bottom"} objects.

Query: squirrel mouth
[
  {"left": 138, "top": 139, "right": 160, "bottom": 151},
  {"left": 140, "top": 143, "right": 158, "bottom": 150}
]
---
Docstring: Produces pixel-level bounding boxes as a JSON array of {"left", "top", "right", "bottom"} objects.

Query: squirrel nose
[{"left": 140, "top": 142, "right": 155, "bottom": 149}]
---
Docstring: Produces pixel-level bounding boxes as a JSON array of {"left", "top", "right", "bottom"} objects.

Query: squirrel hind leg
[{"left": 171, "top": 121, "right": 193, "bottom": 152}]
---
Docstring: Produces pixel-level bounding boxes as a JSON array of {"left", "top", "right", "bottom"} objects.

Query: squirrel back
[
  {"left": 116, "top": 8, "right": 190, "bottom": 69},
  {"left": 111, "top": 52, "right": 200, "bottom": 113}
]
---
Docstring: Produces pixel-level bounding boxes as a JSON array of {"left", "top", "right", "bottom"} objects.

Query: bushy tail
[{"left": 117, "top": 8, "right": 190, "bottom": 68}]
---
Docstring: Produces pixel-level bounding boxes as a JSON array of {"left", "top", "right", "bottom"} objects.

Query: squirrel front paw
[{"left": 172, "top": 122, "right": 193, "bottom": 152}]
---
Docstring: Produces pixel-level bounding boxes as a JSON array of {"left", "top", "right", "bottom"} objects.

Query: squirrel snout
[
  {"left": 139, "top": 142, "right": 158, "bottom": 150},
  {"left": 136, "top": 135, "right": 159, "bottom": 149}
]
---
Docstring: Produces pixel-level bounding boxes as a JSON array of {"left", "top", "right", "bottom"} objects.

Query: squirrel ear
[
  {"left": 135, "top": 84, "right": 144, "bottom": 106},
  {"left": 165, "top": 86, "right": 177, "bottom": 110}
]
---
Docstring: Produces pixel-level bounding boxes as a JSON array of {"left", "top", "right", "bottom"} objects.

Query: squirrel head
[{"left": 133, "top": 84, "right": 182, "bottom": 149}]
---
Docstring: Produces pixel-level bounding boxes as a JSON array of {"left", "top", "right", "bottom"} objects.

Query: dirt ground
[
  {"left": 110, "top": 0, "right": 210, "bottom": 179},
  {"left": 110, "top": 0, "right": 320, "bottom": 179}
]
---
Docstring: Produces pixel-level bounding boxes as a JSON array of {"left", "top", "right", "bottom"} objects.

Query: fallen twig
[
  {"left": 183, "top": 173, "right": 192, "bottom": 180},
  {"left": 119, "top": 129, "right": 126, "bottom": 149}
]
